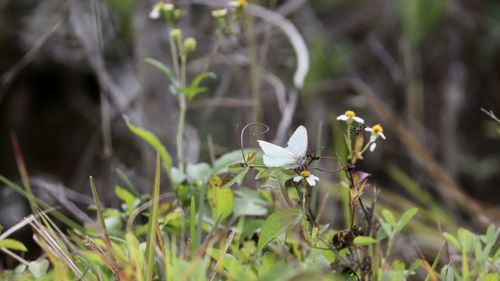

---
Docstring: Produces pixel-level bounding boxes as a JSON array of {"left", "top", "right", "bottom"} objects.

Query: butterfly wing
[
  {"left": 257, "top": 140, "right": 299, "bottom": 169},
  {"left": 286, "top": 125, "right": 308, "bottom": 157}
]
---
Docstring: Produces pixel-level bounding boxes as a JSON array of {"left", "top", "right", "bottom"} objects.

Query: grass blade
[
  {"left": 146, "top": 153, "right": 161, "bottom": 281},
  {"left": 10, "top": 134, "right": 37, "bottom": 213},
  {"left": 0, "top": 175, "right": 83, "bottom": 231}
]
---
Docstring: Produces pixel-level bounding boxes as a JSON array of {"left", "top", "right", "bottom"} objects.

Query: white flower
[
  {"left": 211, "top": 8, "right": 228, "bottom": 18},
  {"left": 293, "top": 170, "right": 319, "bottom": 186},
  {"left": 149, "top": 2, "right": 174, "bottom": 19},
  {"left": 365, "top": 124, "right": 386, "bottom": 151},
  {"left": 337, "top": 110, "right": 364, "bottom": 124}
]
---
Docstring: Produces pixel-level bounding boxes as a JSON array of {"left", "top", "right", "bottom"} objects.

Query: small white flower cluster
[
  {"left": 211, "top": 0, "right": 247, "bottom": 19},
  {"left": 293, "top": 170, "right": 320, "bottom": 186},
  {"left": 149, "top": 2, "right": 174, "bottom": 19},
  {"left": 337, "top": 110, "right": 386, "bottom": 152},
  {"left": 211, "top": 9, "right": 228, "bottom": 18}
]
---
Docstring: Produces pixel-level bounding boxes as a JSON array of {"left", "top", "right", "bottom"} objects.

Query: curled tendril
[{"left": 238, "top": 123, "right": 269, "bottom": 166}]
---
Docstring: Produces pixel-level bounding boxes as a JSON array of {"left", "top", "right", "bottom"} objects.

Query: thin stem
[
  {"left": 168, "top": 28, "right": 181, "bottom": 82},
  {"left": 245, "top": 12, "right": 262, "bottom": 123},
  {"left": 203, "top": 36, "right": 222, "bottom": 72},
  {"left": 177, "top": 55, "right": 187, "bottom": 173},
  {"left": 360, "top": 140, "right": 374, "bottom": 155}
]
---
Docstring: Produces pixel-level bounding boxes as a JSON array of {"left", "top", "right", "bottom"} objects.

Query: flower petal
[
  {"left": 353, "top": 116, "right": 365, "bottom": 124},
  {"left": 337, "top": 115, "right": 348, "bottom": 121},
  {"left": 293, "top": 176, "right": 302, "bottom": 183},
  {"left": 379, "top": 132, "right": 386, "bottom": 140},
  {"left": 370, "top": 143, "right": 376, "bottom": 152},
  {"left": 365, "top": 127, "right": 373, "bottom": 132},
  {"left": 149, "top": 9, "right": 160, "bottom": 19},
  {"left": 306, "top": 177, "right": 317, "bottom": 186},
  {"left": 163, "top": 3, "right": 174, "bottom": 10},
  {"left": 369, "top": 135, "right": 378, "bottom": 142},
  {"left": 310, "top": 174, "right": 319, "bottom": 181}
]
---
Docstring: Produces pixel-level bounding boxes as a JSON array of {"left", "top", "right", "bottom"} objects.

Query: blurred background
[{"left": 0, "top": 0, "right": 499, "bottom": 263}]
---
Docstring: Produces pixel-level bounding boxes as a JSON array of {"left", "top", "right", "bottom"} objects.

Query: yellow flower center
[
  {"left": 345, "top": 110, "right": 356, "bottom": 118},
  {"left": 372, "top": 124, "right": 383, "bottom": 134},
  {"left": 153, "top": 2, "right": 163, "bottom": 10},
  {"left": 300, "top": 170, "right": 311, "bottom": 178},
  {"left": 236, "top": 0, "right": 248, "bottom": 7}
]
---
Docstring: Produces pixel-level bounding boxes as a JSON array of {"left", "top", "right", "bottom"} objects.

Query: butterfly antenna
[
  {"left": 311, "top": 167, "right": 344, "bottom": 173},
  {"left": 239, "top": 123, "right": 269, "bottom": 165},
  {"left": 318, "top": 155, "right": 340, "bottom": 161}
]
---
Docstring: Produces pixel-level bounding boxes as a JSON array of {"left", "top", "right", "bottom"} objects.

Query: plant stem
[
  {"left": 360, "top": 140, "right": 374, "bottom": 155},
  {"left": 177, "top": 55, "right": 187, "bottom": 173},
  {"left": 462, "top": 250, "right": 469, "bottom": 281}
]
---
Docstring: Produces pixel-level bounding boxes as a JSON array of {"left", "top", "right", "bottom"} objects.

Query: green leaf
[
  {"left": 353, "top": 236, "right": 377, "bottom": 246},
  {"left": 241, "top": 219, "right": 264, "bottom": 239},
  {"left": 379, "top": 220, "right": 393, "bottom": 238},
  {"left": 145, "top": 154, "right": 162, "bottom": 281},
  {"left": 207, "top": 184, "right": 234, "bottom": 222},
  {"left": 409, "top": 259, "right": 423, "bottom": 271},
  {"left": 14, "top": 264, "right": 27, "bottom": 275},
  {"left": 184, "top": 71, "right": 216, "bottom": 100},
  {"left": 443, "top": 232, "right": 461, "bottom": 250},
  {"left": 484, "top": 273, "right": 498, "bottom": 281},
  {"left": 187, "top": 162, "right": 212, "bottom": 184},
  {"left": 221, "top": 166, "right": 249, "bottom": 188},
  {"left": 171, "top": 167, "right": 186, "bottom": 184},
  {"left": 260, "top": 169, "right": 294, "bottom": 191},
  {"left": 123, "top": 116, "right": 172, "bottom": 179},
  {"left": 115, "top": 185, "right": 137, "bottom": 211},
  {"left": 458, "top": 228, "right": 473, "bottom": 253},
  {"left": 0, "top": 239, "right": 27, "bottom": 252},
  {"left": 192, "top": 71, "right": 216, "bottom": 88},
  {"left": 485, "top": 225, "right": 498, "bottom": 244},
  {"left": 28, "top": 259, "right": 49, "bottom": 279},
  {"left": 257, "top": 208, "right": 302, "bottom": 253},
  {"left": 382, "top": 209, "right": 397, "bottom": 227},
  {"left": 396, "top": 207, "right": 418, "bottom": 232},
  {"left": 212, "top": 149, "right": 255, "bottom": 175},
  {"left": 440, "top": 265, "right": 456, "bottom": 281},
  {"left": 206, "top": 248, "right": 255, "bottom": 280},
  {"left": 392, "top": 259, "right": 405, "bottom": 271},
  {"left": 142, "top": 58, "right": 179, "bottom": 93},
  {"left": 234, "top": 188, "right": 268, "bottom": 217}
]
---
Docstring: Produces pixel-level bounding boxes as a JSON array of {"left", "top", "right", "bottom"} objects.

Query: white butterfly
[{"left": 257, "top": 125, "right": 308, "bottom": 170}]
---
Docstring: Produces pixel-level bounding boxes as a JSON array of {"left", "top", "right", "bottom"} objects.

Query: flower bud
[
  {"left": 183, "top": 37, "right": 197, "bottom": 53},
  {"left": 211, "top": 8, "right": 228, "bottom": 18},
  {"left": 170, "top": 28, "right": 182, "bottom": 42}
]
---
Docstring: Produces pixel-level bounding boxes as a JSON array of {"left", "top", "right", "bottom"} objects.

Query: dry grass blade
[
  {"left": 208, "top": 230, "right": 236, "bottom": 281},
  {"left": 28, "top": 213, "right": 83, "bottom": 278},
  {"left": 0, "top": 214, "right": 38, "bottom": 241}
]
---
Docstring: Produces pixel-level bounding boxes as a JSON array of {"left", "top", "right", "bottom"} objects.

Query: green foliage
[
  {"left": 0, "top": 238, "right": 27, "bottom": 252},
  {"left": 442, "top": 225, "right": 500, "bottom": 280},
  {"left": 1, "top": 3, "right": 498, "bottom": 281},
  {"left": 257, "top": 208, "right": 302, "bottom": 253},
  {"left": 183, "top": 72, "right": 216, "bottom": 100},
  {"left": 207, "top": 176, "right": 234, "bottom": 222},
  {"left": 123, "top": 115, "right": 172, "bottom": 180}
]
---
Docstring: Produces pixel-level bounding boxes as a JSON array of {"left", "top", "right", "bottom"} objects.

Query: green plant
[{"left": 0, "top": 2, "right": 499, "bottom": 281}]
